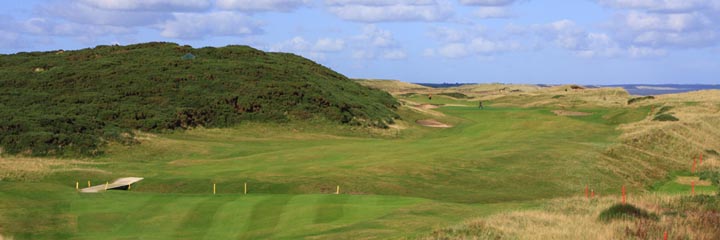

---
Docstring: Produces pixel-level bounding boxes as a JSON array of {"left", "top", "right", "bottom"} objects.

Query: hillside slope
[{"left": 0, "top": 42, "right": 398, "bottom": 156}]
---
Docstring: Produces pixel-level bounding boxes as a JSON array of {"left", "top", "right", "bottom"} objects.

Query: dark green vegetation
[
  {"left": 699, "top": 171, "right": 720, "bottom": 191},
  {"left": 598, "top": 204, "right": 658, "bottom": 222},
  {"left": 653, "top": 114, "right": 679, "bottom": 122},
  {"left": 627, "top": 96, "right": 655, "bottom": 104},
  {"left": 656, "top": 106, "right": 673, "bottom": 115},
  {"left": 437, "top": 92, "right": 471, "bottom": 99},
  {"left": 0, "top": 42, "right": 398, "bottom": 156}
]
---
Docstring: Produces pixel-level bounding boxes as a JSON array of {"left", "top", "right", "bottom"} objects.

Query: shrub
[
  {"left": 653, "top": 114, "right": 679, "bottom": 122},
  {"left": 598, "top": 204, "right": 658, "bottom": 222},
  {"left": 656, "top": 106, "right": 673, "bottom": 115},
  {"left": 552, "top": 95, "right": 565, "bottom": 99},
  {"left": 628, "top": 96, "right": 655, "bottom": 104},
  {"left": 0, "top": 42, "right": 399, "bottom": 156},
  {"left": 438, "top": 92, "right": 471, "bottom": 99}
]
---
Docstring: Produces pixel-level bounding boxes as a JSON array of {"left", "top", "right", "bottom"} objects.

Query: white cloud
[
  {"left": 326, "top": 0, "right": 453, "bottom": 22},
  {"left": 437, "top": 43, "right": 470, "bottom": 58},
  {"left": 620, "top": 11, "right": 711, "bottom": 32},
  {"left": 269, "top": 37, "right": 346, "bottom": 62},
  {"left": 350, "top": 25, "right": 408, "bottom": 60},
  {"left": 628, "top": 45, "right": 666, "bottom": 57},
  {"left": 595, "top": 0, "right": 720, "bottom": 50},
  {"left": 459, "top": 0, "right": 518, "bottom": 6},
  {"left": 422, "top": 48, "right": 436, "bottom": 56},
  {"left": 76, "top": 0, "right": 211, "bottom": 11},
  {"left": 428, "top": 26, "right": 471, "bottom": 42},
  {"left": 271, "top": 37, "right": 345, "bottom": 52},
  {"left": 217, "top": 0, "right": 310, "bottom": 12},
  {"left": 313, "top": 38, "right": 345, "bottom": 52},
  {"left": 270, "top": 36, "right": 311, "bottom": 52},
  {"left": 382, "top": 49, "right": 407, "bottom": 59},
  {"left": 355, "top": 25, "right": 398, "bottom": 47},
  {"left": 160, "top": 12, "right": 262, "bottom": 39},
  {"left": 474, "top": 6, "right": 513, "bottom": 18},
  {"left": 0, "top": 29, "right": 23, "bottom": 49},
  {"left": 596, "top": 0, "right": 719, "bottom": 12},
  {"left": 427, "top": 24, "right": 520, "bottom": 58},
  {"left": 534, "top": 19, "right": 671, "bottom": 58},
  {"left": 19, "top": 18, "right": 133, "bottom": 36},
  {"left": 435, "top": 36, "right": 519, "bottom": 58},
  {"left": 41, "top": 3, "right": 171, "bottom": 27}
]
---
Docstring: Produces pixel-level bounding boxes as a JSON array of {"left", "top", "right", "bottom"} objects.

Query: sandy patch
[
  {"left": 416, "top": 104, "right": 440, "bottom": 109},
  {"left": 0, "top": 157, "right": 105, "bottom": 181},
  {"left": 552, "top": 110, "right": 592, "bottom": 116},
  {"left": 676, "top": 176, "right": 712, "bottom": 186},
  {"left": 416, "top": 119, "right": 452, "bottom": 128}
]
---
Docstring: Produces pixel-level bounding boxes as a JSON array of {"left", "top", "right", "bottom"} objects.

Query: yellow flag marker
[
  {"left": 105, "top": 181, "right": 109, "bottom": 191},
  {"left": 128, "top": 184, "right": 131, "bottom": 190},
  {"left": 75, "top": 181, "right": 79, "bottom": 190},
  {"left": 213, "top": 183, "right": 216, "bottom": 195},
  {"left": 244, "top": 182, "right": 247, "bottom": 195},
  {"left": 88, "top": 180, "right": 91, "bottom": 187},
  {"left": 336, "top": 185, "right": 340, "bottom": 195}
]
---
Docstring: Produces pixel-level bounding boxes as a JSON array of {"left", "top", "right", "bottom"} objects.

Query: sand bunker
[
  {"left": 552, "top": 110, "right": 592, "bottom": 116},
  {"left": 416, "top": 104, "right": 440, "bottom": 109},
  {"left": 416, "top": 119, "right": 452, "bottom": 128}
]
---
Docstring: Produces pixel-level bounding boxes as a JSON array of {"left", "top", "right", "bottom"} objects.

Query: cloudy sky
[{"left": 1, "top": 0, "right": 719, "bottom": 84}]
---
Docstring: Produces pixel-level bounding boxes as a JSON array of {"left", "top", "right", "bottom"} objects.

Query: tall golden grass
[
  {"left": 425, "top": 194, "right": 719, "bottom": 240},
  {"left": 0, "top": 157, "right": 104, "bottom": 181}
]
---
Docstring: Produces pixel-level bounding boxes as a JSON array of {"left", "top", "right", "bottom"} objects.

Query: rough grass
[{"left": 426, "top": 194, "right": 720, "bottom": 240}]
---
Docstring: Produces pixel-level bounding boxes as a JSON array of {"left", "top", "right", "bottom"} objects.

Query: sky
[{"left": 1, "top": 0, "right": 719, "bottom": 84}]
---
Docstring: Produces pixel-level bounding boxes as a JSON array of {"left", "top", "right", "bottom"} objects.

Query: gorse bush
[
  {"left": 653, "top": 114, "right": 679, "bottom": 122},
  {"left": 627, "top": 96, "right": 654, "bottom": 104},
  {"left": 0, "top": 42, "right": 399, "bottom": 156},
  {"left": 598, "top": 204, "right": 658, "bottom": 222}
]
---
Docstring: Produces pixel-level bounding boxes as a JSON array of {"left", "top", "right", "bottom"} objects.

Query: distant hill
[{"left": 0, "top": 42, "right": 399, "bottom": 156}]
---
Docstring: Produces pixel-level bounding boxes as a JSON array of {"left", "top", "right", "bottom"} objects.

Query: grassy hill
[
  {"left": 0, "top": 42, "right": 398, "bottom": 156},
  {"left": 1, "top": 76, "right": 719, "bottom": 239}
]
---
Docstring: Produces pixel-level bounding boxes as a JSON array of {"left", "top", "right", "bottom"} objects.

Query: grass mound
[
  {"left": 628, "top": 96, "right": 655, "bottom": 104},
  {"left": 0, "top": 42, "right": 399, "bottom": 156},
  {"left": 653, "top": 114, "right": 679, "bottom": 122},
  {"left": 598, "top": 204, "right": 658, "bottom": 222},
  {"left": 437, "top": 92, "right": 471, "bottom": 99},
  {"left": 424, "top": 221, "right": 503, "bottom": 240},
  {"left": 656, "top": 106, "right": 673, "bottom": 115}
]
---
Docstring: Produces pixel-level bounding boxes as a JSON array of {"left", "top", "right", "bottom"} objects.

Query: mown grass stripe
[
  {"left": 237, "top": 195, "right": 294, "bottom": 240},
  {"left": 172, "top": 195, "right": 239, "bottom": 239}
]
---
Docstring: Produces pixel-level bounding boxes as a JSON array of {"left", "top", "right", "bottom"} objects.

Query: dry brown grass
[
  {"left": 425, "top": 194, "right": 720, "bottom": 240},
  {"left": 0, "top": 156, "right": 104, "bottom": 181},
  {"left": 593, "top": 90, "right": 720, "bottom": 188}
]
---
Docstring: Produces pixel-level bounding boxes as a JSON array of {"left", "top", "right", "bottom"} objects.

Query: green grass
[
  {"left": 0, "top": 104, "right": 656, "bottom": 239},
  {"left": 0, "top": 182, "right": 532, "bottom": 239},
  {"left": 651, "top": 172, "right": 717, "bottom": 195}
]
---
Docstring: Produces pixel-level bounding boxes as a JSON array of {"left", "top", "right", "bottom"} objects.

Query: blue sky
[{"left": 1, "top": 0, "right": 719, "bottom": 84}]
